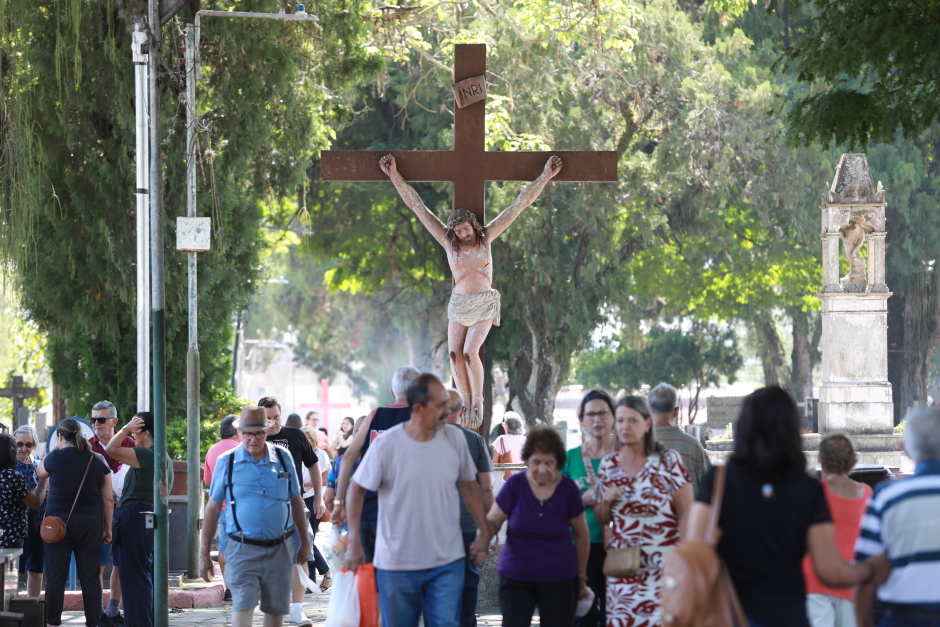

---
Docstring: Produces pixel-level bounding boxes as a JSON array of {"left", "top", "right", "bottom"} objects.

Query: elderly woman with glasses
[
  {"left": 13, "top": 426, "right": 47, "bottom": 597},
  {"left": 0, "top": 431, "right": 47, "bottom": 554}
]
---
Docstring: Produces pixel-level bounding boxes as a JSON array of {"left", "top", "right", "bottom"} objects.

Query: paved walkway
[{"left": 162, "top": 593, "right": 517, "bottom": 626}]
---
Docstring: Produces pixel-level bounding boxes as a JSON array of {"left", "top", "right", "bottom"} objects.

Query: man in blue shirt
[{"left": 199, "top": 407, "right": 311, "bottom": 627}]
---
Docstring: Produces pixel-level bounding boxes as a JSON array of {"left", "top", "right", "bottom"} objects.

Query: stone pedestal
[
  {"left": 818, "top": 293, "right": 893, "bottom": 433},
  {"left": 817, "top": 154, "right": 894, "bottom": 434}
]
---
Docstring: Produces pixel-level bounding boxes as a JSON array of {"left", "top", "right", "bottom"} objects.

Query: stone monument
[{"left": 818, "top": 153, "right": 893, "bottom": 433}]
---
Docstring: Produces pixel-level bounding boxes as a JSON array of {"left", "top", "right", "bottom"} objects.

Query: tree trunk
[
  {"left": 895, "top": 262, "right": 940, "bottom": 420},
  {"left": 788, "top": 307, "right": 821, "bottom": 403},
  {"left": 507, "top": 318, "right": 570, "bottom": 427},
  {"left": 52, "top": 385, "right": 67, "bottom": 425},
  {"left": 749, "top": 311, "right": 791, "bottom": 389}
]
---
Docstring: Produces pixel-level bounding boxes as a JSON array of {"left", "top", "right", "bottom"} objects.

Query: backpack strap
[
  {"left": 272, "top": 446, "right": 292, "bottom": 532},
  {"left": 704, "top": 464, "right": 727, "bottom": 547},
  {"left": 227, "top": 451, "right": 241, "bottom": 533}
]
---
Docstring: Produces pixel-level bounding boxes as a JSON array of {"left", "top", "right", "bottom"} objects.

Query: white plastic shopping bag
[
  {"left": 324, "top": 568, "right": 360, "bottom": 627},
  {"left": 323, "top": 526, "right": 348, "bottom": 573}
]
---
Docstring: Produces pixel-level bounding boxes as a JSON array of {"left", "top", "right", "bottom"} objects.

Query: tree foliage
[
  {"left": 574, "top": 324, "right": 743, "bottom": 421},
  {"left": 783, "top": 0, "right": 940, "bottom": 147},
  {"left": 1, "top": 0, "right": 379, "bottom": 423},
  {"left": 300, "top": 0, "right": 819, "bottom": 423}
]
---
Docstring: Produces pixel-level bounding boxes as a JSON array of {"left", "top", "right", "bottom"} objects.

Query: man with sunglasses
[{"left": 89, "top": 400, "right": 135, "bottom": 627}]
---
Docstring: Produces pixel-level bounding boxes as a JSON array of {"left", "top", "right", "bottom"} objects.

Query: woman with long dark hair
[
  {"left": 333, "top": 417, "right": 356, "bottom": 457},
  {"left": 38, "top": 418, "right": 113, "bottom": 627},
  {"left": 687, "top": 387, "right": 885, "bottom": 627}
]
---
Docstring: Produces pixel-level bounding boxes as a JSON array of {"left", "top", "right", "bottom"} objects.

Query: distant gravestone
[{"left": 705, "top": 396, "right": 746, "bottom": 429}]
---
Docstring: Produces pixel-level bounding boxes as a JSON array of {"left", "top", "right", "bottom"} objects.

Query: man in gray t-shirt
[
  {"left": 649, "top": 382, "right": 711, "bottom": 490},
  {"left": 346, "top": 374, "right": 491, "bottom": 627},
  {"left": 445, "top": 388, "right": 493, "bottom": 627}
]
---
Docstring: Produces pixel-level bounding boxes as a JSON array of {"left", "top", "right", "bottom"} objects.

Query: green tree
[
  {"left": 303, "top": 0, "right": 809, "bottom": 424},
  {"left": 0, "top": 0, "right": 379, "bottom": 426},
  {"left": 783, "top": 0, "right": 940, "bottom": 147},
  {"left": 753, "top": 0, "right": 940, "bottom": 418},
  {"left": 574, "top": 324, "right": 743, "bottom": 422}
]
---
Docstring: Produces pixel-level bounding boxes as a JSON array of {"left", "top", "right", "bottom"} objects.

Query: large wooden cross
[
  {"left": 320, "top": 44, "right": 617, "bottom": 431},
  {"left": 321, "top": 43, "right": 618, "bottom": 227}
]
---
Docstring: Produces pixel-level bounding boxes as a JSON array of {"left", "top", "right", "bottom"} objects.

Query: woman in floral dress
[
  {"left": 14, "top": 425, "right": 46, "bottom": 597},
  {"left": 593, "top": 396, "right": 693, "bottom": 627}
]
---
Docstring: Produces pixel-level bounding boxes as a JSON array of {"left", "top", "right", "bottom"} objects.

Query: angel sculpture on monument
[
  {"left": 839, "top": 215, "right": 875, "bottom": 292},
  {"left": 380, "top": 153, "right": 563, "bottom": 427}
]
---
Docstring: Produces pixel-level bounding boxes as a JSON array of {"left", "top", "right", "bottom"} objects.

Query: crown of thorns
[{"left": 446, "top": 209, "right": 478, "bottom": 229}]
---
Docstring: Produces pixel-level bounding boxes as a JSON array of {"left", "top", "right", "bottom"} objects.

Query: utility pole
[
  {"left": 148, "top": 0, "right": 169, "bottom": 624},
  {"left": 133, "top": 21, "right": 151, "bottom": 412},
  {"left": 180, "top": 23, "right": 207, "bottom": 579}
]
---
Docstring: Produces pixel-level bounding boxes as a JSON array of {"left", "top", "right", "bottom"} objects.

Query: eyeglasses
[
  {"left": 91, "top": 417, "right": 111, "bottom": 424},
  {"left": 15, "top": 442, "right": 35, "bottom": 449},
  {"left": 241, "top": 432, "right": 266, "bottom": 440},
  {"left": 583, "top": 411, "right": 611, "bottom": 420}
]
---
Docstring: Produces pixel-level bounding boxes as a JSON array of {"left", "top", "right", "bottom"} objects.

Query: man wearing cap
[
  {"left": 203, "top": 414, "right": 240, "bottom": 602},
  {"left": 199, "top": 407, "right": 311, "bottom": 627}
]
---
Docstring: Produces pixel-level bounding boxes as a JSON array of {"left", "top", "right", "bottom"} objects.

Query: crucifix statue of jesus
[
  {"left": 379, "top": 153, "right": 563, "bottom": 425},
  {"left": 321, "top": 43, "right": 617, "bottom": 431}
]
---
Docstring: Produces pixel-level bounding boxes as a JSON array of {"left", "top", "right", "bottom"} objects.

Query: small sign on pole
[{"left": 176, "top": 217, "right": 211, "bottom": 252}]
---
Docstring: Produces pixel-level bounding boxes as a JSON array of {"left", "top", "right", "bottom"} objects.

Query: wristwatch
[{"left": 333, "top": 499, "right": 345, "bottom": 505}]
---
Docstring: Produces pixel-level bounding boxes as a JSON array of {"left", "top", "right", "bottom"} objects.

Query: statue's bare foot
[{"left": 462, "top": 404, "right": 483, "bottom": 429}]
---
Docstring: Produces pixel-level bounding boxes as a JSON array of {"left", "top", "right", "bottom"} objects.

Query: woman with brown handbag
[
  {"left": 38, "top": 418, "right": 114, "bottom": 627},
  {"left": 593, "top": 396, "right": 694, "bottom": 627},
  {"left": 685, "top": 387, "right": 887, "bottom": 627}
]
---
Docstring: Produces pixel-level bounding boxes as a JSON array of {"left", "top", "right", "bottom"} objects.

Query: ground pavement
[{"left": 162, "top": 592, "right": 519, "bottom": 627}]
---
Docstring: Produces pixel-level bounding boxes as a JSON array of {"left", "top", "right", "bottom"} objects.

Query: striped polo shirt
[{"left": 855, "top": 459, "right": 940, "bottom": 608}]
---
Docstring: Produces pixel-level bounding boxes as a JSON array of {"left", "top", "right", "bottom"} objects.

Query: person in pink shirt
[
  {"left": 802, "top": 433, "right": 873, "bottom": 627},
  {"left": 203, "top": 415, "right": 240, "bottom": 601},
  {"left": 492, "top": 412, "right": 526, "bottom": 480}
]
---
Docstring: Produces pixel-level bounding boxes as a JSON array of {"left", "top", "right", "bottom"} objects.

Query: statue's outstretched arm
[
  {"left": 486, "top": 156, "right": 563, "bottom": 241},
  {"left": 380, "top": 155, "right": 447, "bottom": 246}
]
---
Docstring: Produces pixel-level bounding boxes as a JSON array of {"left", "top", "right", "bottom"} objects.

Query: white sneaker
[{"left": 289, "top": 607, "right": 313, "bottom": 627}]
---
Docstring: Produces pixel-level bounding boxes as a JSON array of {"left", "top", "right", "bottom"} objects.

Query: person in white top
[
  {"left": 300, "top": 427, "right": 332, "bottom": 592},
  {"left": 344, "top": 373, "right": 491, "bottom": 627}
]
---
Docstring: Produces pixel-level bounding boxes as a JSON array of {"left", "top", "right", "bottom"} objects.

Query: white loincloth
[{"left": 448, "top": 289, "right": 501, "bottom": 327}]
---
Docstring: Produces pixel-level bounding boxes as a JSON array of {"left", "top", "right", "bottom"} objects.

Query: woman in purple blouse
[{"left": 487, "top": 425, "right": 591, "bottom": 627}]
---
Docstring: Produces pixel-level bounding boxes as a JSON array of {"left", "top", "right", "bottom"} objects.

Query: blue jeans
[
  {"left": 376, "top": 558, "right": 465, "bottom": 627},
  {"left": 460, "top": 532, "right": 480, "bottom": 627}
]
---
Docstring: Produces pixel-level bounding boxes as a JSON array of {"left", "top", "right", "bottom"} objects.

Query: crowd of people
[
  {"left": 319, "top": 372, "right": 938, "bottom": 627},
  {"left": 3, "top": 370, "right": 938, "bottom": 627},
  {"left": 0, "top": 402, "right": 166, "bottom": 627}
]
